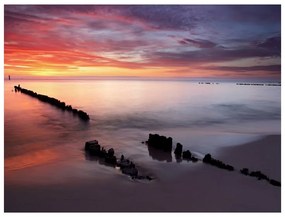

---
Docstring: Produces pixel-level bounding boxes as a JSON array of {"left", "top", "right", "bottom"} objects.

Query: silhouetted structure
[
  {"left": 270, "top": 179, "right": 281, "bottom": 187},
  {"left": 14, "top": 85, "right": 90, "bottom": 121},
  {"left": 182, "top": 150, "right": 198, "bottom": 162},
  {"left": 182, "top": 150, "right": 192, "bottom": 159},
  {"left": 240, "top": 167, "right": 280, "bottom": 187},
  {"left": 85, "top": 140, "right": 152, "bottom": 180},
  {"left": 145, "top": 133, "right": 281, "bottom": 187},
  {"left": 146, "top": 134, "right": 199, "bottom": 163},
  {"left": 236, "top": 82, "right": 281, "bottom": 86},
  {"left": 240, "top": 168, "right": 249, "bottom": 175},
  {"left": 174, "top": 143, "right": 183, "bottom": 158},
  {"left": 249, "top": 171, "right": 269, "bottom": 181},
  {"left": 147, "top": 134, "right": 172, "bottom": 151},
  {"left": 203, "top": 154, "right": 234, "bottom": 171},
  {"left": 147, "top": 142, "right": 172, "bottom": 162}
]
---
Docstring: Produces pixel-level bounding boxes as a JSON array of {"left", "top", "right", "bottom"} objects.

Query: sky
[{"left": 4, "top": 5, "right": 281, "bottom": 81}]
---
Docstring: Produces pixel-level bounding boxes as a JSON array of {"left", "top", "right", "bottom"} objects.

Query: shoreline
[
  {"left": 5, "top": 134, "right": 281, "bottom": 212},
  {"left": 217, "top": 135, "right": 281, "bottom": 180}
]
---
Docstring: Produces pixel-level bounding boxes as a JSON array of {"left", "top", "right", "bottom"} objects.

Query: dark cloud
[
  {"left": 4, "top": 10, "right": 50, "bottom": 26},
  {"left": 201, "top": 65, "right": 281, "bottom": 73},
  {"left": 179, "top": 38, "right": 217, "bottom": 48},
  {"left": 220, "top": 5, "right": 281, "bottom": 23},
  {"left": 5, "top": 5, "right": 281, "bottom": 31},
  {"left": 148, "top": 46, "right": 280, "bottom": 66},
  {"left": 117, "top": 5, "right": 201, "bottom": 31},
  {"left": 17, "top": 5, "right": 200, "bottom": 30},
  {"left": 257, "top": 36, "right": 281, "bottom": 54}
]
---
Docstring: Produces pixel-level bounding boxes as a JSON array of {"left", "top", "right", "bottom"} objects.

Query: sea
[{"left": 4, "top": 79, "right": 281, "bottom": 185}]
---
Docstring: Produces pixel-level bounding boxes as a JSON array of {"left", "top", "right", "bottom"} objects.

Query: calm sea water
[{"left": 4, "top": 79, "right": 281, "bottom": 184}]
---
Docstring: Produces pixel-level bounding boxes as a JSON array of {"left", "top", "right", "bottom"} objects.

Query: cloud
[
  {"left": 4, "top": 5, "right": 281, "bottom": 80},
  {"left": 147, "top": 46, "right": 280, "bottom": 67},
  {"left": 257, "top": 36, "right": 281, "bottom": 54},
  {"left": 201, "top": 65, "right": 281, "bottom": 73},
  {"left": 4, "top": 9, "right": 51, "bottom": 20},
  {"left": 178, "top": 38, "right": 217, "bottom": 48},
  {"left": 5, "top": 5, "right": 281, "bottom": 32}
]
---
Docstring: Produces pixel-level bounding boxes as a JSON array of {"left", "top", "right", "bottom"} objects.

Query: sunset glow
[{"left": 4, "top": 5, "right": 281, "bottom": 80}]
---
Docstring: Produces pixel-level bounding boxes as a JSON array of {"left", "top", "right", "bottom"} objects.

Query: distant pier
[
  {"left": 236, "top": 82, "right": 281, "bottom": 86},
  {"left": 14, "top": 85, "right": 90, "bottom": 121}
]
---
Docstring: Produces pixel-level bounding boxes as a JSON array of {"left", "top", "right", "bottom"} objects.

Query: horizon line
[{"left": 3, "top": 75, "right": 281, "bottom": 83}]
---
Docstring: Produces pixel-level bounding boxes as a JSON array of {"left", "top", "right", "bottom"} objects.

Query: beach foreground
[{"left": 5, "top": 135, "right": 281, "bottom": 212}]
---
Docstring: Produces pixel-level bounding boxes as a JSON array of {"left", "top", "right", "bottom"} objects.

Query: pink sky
[{"left": 4, "top": 5, "right": 281, "bottom": 81}]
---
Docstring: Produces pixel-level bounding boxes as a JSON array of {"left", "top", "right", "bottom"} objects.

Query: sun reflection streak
[{"left": 5, "top": 149, "right": 58, "bottom": 171}]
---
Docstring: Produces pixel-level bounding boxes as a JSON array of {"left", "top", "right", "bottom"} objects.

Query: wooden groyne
[
  {"left": 85, "top": 140, "right": 153, "bottom": 181},
  {"left": 84, "top": 134, "right": 280, "bottom": 187},
  {"left": 144, "top": 133, "right": 280, "bottom": 187},
  {"left": 14, "top": 85, "right": 90, "bottom": 121},
  {"left": 145, "top": 134, "right": 199, "bottom": 163}
]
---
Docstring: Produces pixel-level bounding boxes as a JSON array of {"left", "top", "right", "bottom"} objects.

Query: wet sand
[{"left": 5, "top": 135, "right": 281, "bottom": 212}]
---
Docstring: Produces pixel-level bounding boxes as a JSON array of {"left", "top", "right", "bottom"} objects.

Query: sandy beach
[{"left": 5, "top": 135, "right": 281, "bottom": 212}]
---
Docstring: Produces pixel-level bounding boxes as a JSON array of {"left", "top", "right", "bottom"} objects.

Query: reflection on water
[
  {"left": 147, "top": 143, "right": 172, "bottom": 162},
  {"left": 5, "top": 149, "right": 58, "bottom": 171},
  {"left": 4, "top": 79, "right": 281, "bottom": 185},
  {"left": 84, "top": 151, "right": 116, "bottom": 168}
]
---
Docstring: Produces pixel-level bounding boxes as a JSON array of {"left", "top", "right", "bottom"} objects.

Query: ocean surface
[{"left": 4, "top": 79, "right": 281, "bottom": 185}]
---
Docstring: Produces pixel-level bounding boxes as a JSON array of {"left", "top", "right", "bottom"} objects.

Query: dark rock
[
  {"left": 225, "top": 165, "right": 234, "bottom": 171},
  {"left": 136, "top": 175, "right": 146, "bottom": 180},
  {"left": 136, "top": 175, "right": 153, "bottom": 181},
  {"left": 191, "top": 156, "right": 198, "bottom": 162},
  {"left": 104, "top": 148, "right": 117, "bottom": 164},
  {"left": 107, "top": 148, "right": 115, "bottom": 157},
  {"left": 66, "top": 105, "right": 73, "bottom": 111},
  {"left": 203, "top": 154, "right": 212, "bottom": 163},
  {"left": 182, "top": 150, "right": 192, "bottom": 160},
  {"left": 146, "top": 176, "right": 153, "bottom": 181},
  {"left": 269, "top": 179, "right": 281, "bottom": 187},
  {"left": 88, "top": 144, "right": 101, "bottom": 155},
  {"left": 105, "top": 155, "right": 117, "bottom": 165},
  {"left": 147, "top": 134, "right": 172, "bottom": 152},
  {"left": 121, "top": 167, "right": 138, "bottom": 177},
  {"left": 203, "top": 153, "right": 234, "bottom": 171},
  {"left": 78, "top": 110, "right": 90, "bottom": 120},
  {"left": 85, "top": 140, "right": 99, "bottom": 151},
  {"left": 174, "top": 143, "right": 183, "bottom": 157},
  {"left": 240, "top": 168, "right": 249, "bottom": 175},
  {"left": 117, "top": 158, "right": 132, "bottom": 168},
  {"left": 85, "top": 140, "right": 102, "bottom": 156},
  {"left": 100, "top": 147, "right": 107, "bottom": 157},
  {"left": 249, "top": 171, "right": 269, "bottom": 180}
]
